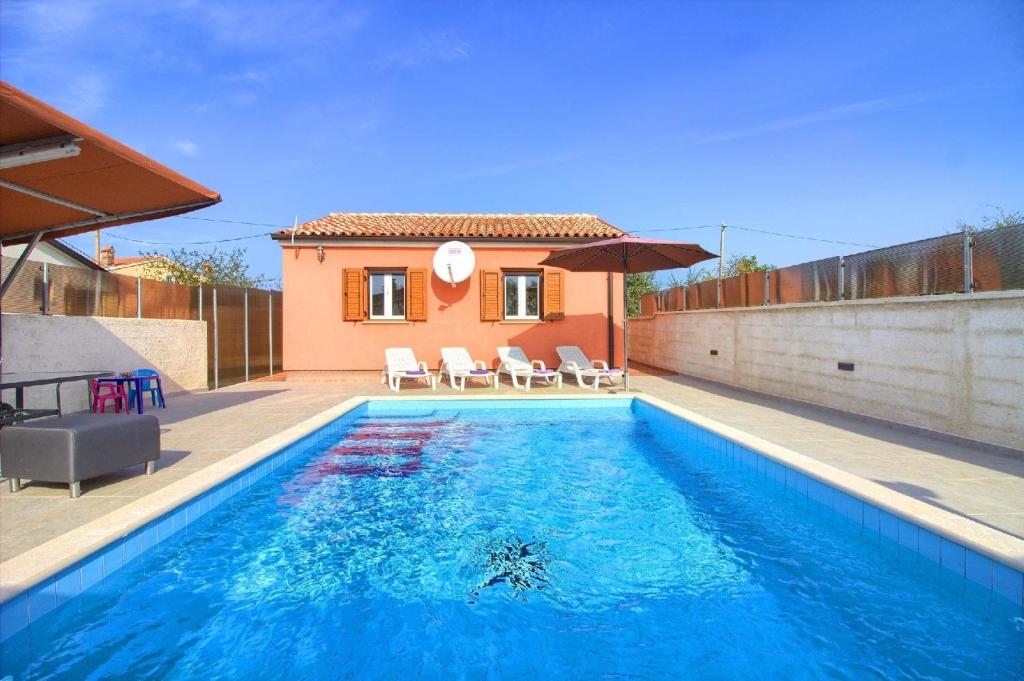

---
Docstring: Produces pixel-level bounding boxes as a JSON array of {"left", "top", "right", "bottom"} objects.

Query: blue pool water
[{"left": 2, "top": 402, "right": 1022, "bottom": 679}]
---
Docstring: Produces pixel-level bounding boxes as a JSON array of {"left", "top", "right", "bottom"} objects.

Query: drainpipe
[{"left": 607, "top": 272, "right": 615, "bottom": 363}]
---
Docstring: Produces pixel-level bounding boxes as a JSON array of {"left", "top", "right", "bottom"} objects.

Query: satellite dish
[{"left": 433, "top": 241, "right": 475, "bottom": 287}]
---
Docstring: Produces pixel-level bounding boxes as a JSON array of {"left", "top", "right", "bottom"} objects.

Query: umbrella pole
[{"left": 622, "top": 262, "right": 629, "bottom": 392}]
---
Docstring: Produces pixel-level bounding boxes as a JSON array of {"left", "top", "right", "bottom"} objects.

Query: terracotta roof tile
[
  {"left": 273, "top": 213, "right": 626, "bottom": 240},
  {"left": 111, "top": 256, "right": 159, "bottom": 265}
]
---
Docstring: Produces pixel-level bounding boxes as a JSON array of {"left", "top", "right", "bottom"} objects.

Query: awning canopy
[{"left": 0, "top": 81, "right": 221, "bottom": 245}]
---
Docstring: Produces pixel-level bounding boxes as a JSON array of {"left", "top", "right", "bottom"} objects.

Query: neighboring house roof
[
  {"left": 272, "top": 213, "right": 627, "bottom": 241},
  {"left": 110, "top": 256, "right": 160, "bottom": 266},
  {"left": 104, "top": 255, "right": 166, "bottom": 274}
]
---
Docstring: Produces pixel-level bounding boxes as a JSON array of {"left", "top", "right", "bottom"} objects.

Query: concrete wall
[
  {"left": 1, "top": 314, "right": 208, "bottom": 413},
  {"left": 628, "top": 291, "right": 1024, "bottom": 450}
]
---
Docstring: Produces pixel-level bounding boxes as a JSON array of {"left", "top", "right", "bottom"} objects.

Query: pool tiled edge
[
  {"left": 632, "top": 395, "right": 1024, "bottom": 610},
  {"left": 2, "top": 392, "right": 1021, "bottom": 643}
]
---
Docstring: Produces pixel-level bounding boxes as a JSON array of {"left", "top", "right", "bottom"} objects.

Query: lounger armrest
[
  {"left": 474, "top": 360, "right": 487, "bottom": 370},
  {"left": 563, "top": 361, "right": 582, "bottom": 372},
  {"left": 592, "top": 359, "right": 609, "bottom": 370},
  {"left": 417, "top": 361, "right": 429, "bottom": 373},
  {"left": 531, "top": 360, "right": 547, "bottom": 370}
]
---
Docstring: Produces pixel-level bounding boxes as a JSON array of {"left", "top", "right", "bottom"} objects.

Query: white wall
[
  {"left": 1, "top": 242, "right": 90, "bottom": 269},
  {"left": 629, "top": 291, "right": 1024, "bottom": 450},
  {"left": 1, "top": 314, "right": 207, "bottom": 413}
]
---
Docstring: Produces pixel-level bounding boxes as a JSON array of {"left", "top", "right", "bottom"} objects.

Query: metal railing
[
  {"left": 639, "top": 223, "right": 1024, "bottom": 315},
  {"left": 1, "top": 256, "right": 282, "bottom": 389}
]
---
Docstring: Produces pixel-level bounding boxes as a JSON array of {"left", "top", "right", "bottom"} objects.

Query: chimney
[{"left": 99, "top": 245, "right": 115, "bottom": 267}]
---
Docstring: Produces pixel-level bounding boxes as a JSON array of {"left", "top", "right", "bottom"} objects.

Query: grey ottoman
[{"left": 1, "top": 413, "right": 160, "bottom": 498}]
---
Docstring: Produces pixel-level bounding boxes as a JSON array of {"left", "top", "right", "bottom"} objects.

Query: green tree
[
  {"left": 954, "top": 206, "right": 1023, "bottom": 234},
  {"left": 142, "top": 247, "right": 275, "bottom": 289},
  {"left": 626, "top": 271, "right": 659, "bottom": 317},
  {"left": 682, "top": 254, "right": 776, "bottom": 284}
]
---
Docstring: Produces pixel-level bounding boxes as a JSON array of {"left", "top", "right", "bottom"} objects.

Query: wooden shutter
[
  {"left": 342, "top": 268, "right": 365, "bottom": 321},
  {"left": 406, "top": 268, "right": 428, "bottom": 321},
  {"left": 480, "top": 270, "right": 502, "bottom": 321},
  {"left": 543, "top": 270, "right": 565, "bottom": 320}
]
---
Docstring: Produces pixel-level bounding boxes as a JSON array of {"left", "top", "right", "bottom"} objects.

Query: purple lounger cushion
[
  {"left": 533, "top": 369, "right": 556, "bottom": 375},
  {"left": 404, "top": 370, "right": 426, "bottom": 376},
  {"left": 469, "top": 369, "right": 490, "bottom": 375}
]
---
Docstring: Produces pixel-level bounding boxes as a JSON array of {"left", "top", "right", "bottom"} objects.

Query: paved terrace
[{"left": 1, "top": 371, "right": 1022, "bottom": 562}]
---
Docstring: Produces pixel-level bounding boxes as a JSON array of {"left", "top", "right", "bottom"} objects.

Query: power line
[
  {"left": 109, "top": 215, "right": 1006, "bottom": 250},
  {"left": 729, "top": 225, "right": 880, "bottom": 249},
  {"left": 182, "top": 216, "right": 293, "bottom": 229},
  {"left": 106, "top": 215, "right": 295, "bottom": 245},
  {"left": 108, "top": 230, "right": 278, "bottom": 245},
  {"left": 634, "top": 223, "right": 879, "bottom": 248},
  {"left": 633, "top": 225, "right": 717, "bottom": 233}
]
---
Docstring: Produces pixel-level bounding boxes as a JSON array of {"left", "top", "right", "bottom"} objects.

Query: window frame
[
  {"left": 503, "top": 271, "right": 541, "bottom": 321},
  {"left": 368, "top": 270, "right": 407, "bottom": 320}
]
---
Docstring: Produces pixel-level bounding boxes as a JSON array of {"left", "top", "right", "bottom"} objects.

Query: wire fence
[
  {"left": 1, "top": 256, "right": 281, "bottom": 389},
  {"left": 639, "top": 223, "right": 1024, "bottom": 315}
]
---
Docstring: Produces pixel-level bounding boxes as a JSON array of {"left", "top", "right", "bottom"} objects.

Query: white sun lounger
[
  {"left": 381, "top": 348, "right": 436, "bottom": 392},
  {"left": 440, "top": 347, "right": 498, "bottom": 391},
  {"left": 556, "top": 345, "right": 623, "bottom": 390},
  {"left": 497, "top": 346, "right": 563, "bottom": 391}
]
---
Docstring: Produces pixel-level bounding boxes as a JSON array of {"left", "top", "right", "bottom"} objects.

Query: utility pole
[
  {"left": 94, "top": 230, "right": 101, "bottom": 264},
  {"left": 716, "top": 222, "right": 726, "bottom": 308}
]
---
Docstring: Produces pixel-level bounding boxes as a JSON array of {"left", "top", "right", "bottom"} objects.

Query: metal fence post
[
  {"left": 136, "top": 277, "right": 142, "bottom": 318},
  {"left": 716, "top": 222, "right": 726, "bottom": 308},
  {"left": 764, "top": 270, "right": 771, "bottom": 306},
  {"left": 243, "top": 288, "right": 250, "bottom": 382},
  {"left": 963, "top": 231, "right": 974, "bottom": 293},
  {"left": 40, "top": 262, "right": 49, "bottom": 315},
  {"left": 837, "top": 257, "right": 846, "bottom": 300},
  {"left": 212, "top": 287, "right": 219, "bottom": 390},
  {"left": 268, "top": 292, "right": 274, "bottom": 376}
]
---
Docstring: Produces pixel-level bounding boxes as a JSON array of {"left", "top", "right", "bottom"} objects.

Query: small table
[
  {"left": 0, "top": 371, "right": 113, "bottom": 426},
  {"left": 94, "top": 377, "right": 148, "bottom": 415}
]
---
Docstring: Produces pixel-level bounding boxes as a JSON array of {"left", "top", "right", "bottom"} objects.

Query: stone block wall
[{"left": 628, "top": 292, "right": 1024, "bottom": 450}]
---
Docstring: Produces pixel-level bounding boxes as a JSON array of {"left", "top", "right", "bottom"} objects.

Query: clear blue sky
[{"left": 3, "top": 0, "right": 1022, "bottom": 283}]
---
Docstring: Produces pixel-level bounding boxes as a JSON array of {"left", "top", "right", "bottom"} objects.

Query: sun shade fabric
[
  {"left": 0, "top": 81, "right": 220, "bottom": 244},
  {"left": 480, "top": 270, "right": 502, "bottom": 321},
  {"left": 406, "top": 268, "right": 428, "bottom": 321},
  {"left": 543, "top": 269, "right": 565, "bottom": 320},
  {"left": 342, "top": 268, "right": 365, "bottom": 321},
  {"left": 538, "top": 236, "right": 717, "bottom": 273}
]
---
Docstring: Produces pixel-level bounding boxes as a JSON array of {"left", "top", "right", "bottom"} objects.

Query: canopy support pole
[
  {"left": 0, "top": 232, "right": 42, "bottom": 298},
  {"left": 622, "top": 261, "right": 630, "bottom": 392}
]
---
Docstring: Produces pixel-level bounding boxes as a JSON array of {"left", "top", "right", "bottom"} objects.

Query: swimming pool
[{"left": 2, "top": 399, "right": 1022, "bottom": 679}]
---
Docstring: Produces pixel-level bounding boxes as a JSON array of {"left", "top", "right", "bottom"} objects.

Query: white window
[
  {"left": 369, "top": 271, "right": 406, "bottom": 320},
  {"left": 504, "top": 272, "right": 540, "bottom": 320}
]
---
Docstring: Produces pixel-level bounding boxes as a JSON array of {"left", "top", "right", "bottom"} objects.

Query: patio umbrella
[{"left": 539, "top": 235, "right": 717, "bottom": 391}]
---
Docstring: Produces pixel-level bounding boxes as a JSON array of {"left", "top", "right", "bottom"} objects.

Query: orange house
[{"left": 273, "top": 213, "right": 627, "bottom": 374}]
